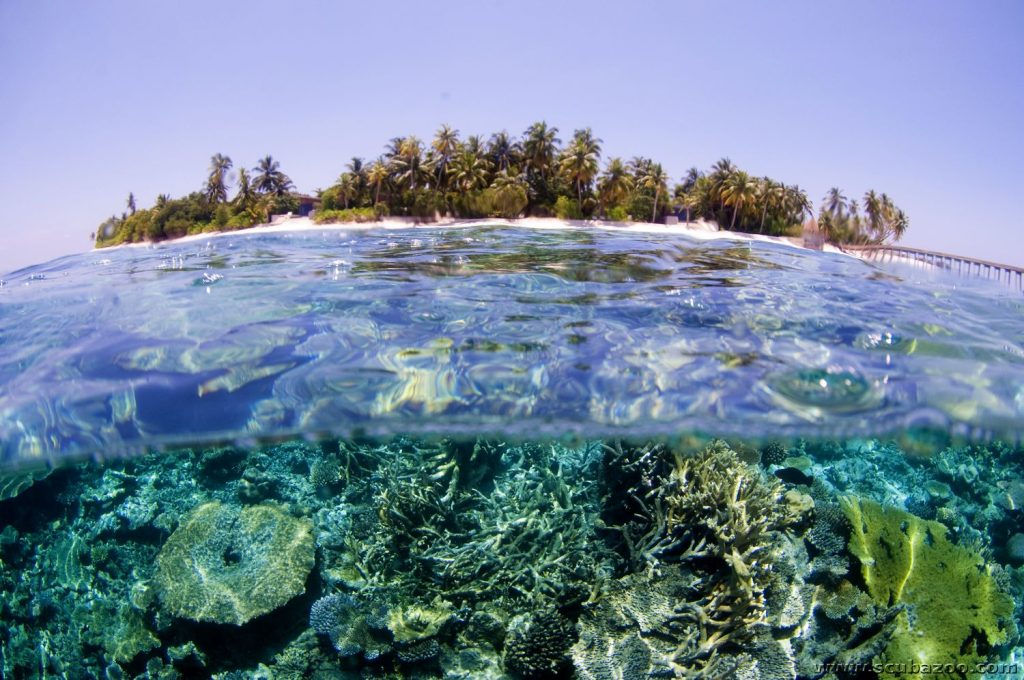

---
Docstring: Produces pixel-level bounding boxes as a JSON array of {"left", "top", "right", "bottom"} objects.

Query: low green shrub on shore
[{"left": 313, "top": 207, "right": 378, "bottom": 224}]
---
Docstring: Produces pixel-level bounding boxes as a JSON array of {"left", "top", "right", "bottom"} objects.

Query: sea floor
[{"left": 1, "top": 436, "right": 1023, "bottom": 679}]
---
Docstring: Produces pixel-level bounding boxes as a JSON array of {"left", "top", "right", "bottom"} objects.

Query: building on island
[{"left": 293, "top": 194, "right": 322, "bottom": 217}]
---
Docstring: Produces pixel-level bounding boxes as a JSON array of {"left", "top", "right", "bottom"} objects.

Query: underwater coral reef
[{"left": 0, "top": 436, "right": 1021, "bottom": 679}]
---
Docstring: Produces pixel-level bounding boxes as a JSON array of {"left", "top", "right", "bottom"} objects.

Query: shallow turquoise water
[
  {"left": 1, "top": 226, "right": 1022, "bottom": 463},
  {"left": 1, "top": 226, "right": 1023, "bottom": 679}
]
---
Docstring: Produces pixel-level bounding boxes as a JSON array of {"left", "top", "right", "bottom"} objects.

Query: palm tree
[
  {"left": 383, "top": 137, "right": 404, "bottom": 162},
  {"left": 346, "top": 157, "right": 367, "bottom": 202},
  {"left": 559, "top": 129, "right": 601, "bottom": 212},
  {"left": 711, "top": 157, "right": 737, "bottom": 177},
  {"left": 490, "top": 170, "right": 528, "bottom": 217},
  {"left": 206, "top": 153, "right": 233, "bottom": 203},
  {"left": 464, "top": 135, "right": 485, "bottom": 157},
  {"left": 450, "top": 149, "right": 490, "bottom": 193},
  {"left": 843, "top": 197, "right": 860, "bottom": 224},
  {"left": 155, "top": 194, "right": 170, "bottom": 209},
  {"left": 823, "top": 187, "right": 848, "bottom": 217},
  {"left": 597, "top": 157, "right": 633, "bottom": 212},
  {"left": 890, "top": 207, "right": 909, "bottom": 242},
  {"left": 571, "top": 128, "right": 602, "bottom": 164},
  {"left": 783, "top": 185, "right": 813, "bottom": 228},
  {"left": 675, "top": 168, "right": 705, "bottom": 223},
  {"left": 488, "top": 131, "right": 520, "bottom": 174},
  {"left": 253, "top": 155, "right": 293, "bottom": 196},
  {"left": 430, "top": 124, "right": 460, "bottom": 192},
  {"left": 757, "top": 178, "right": 786, "bottom": 233},
  {"left": 234, "top": 168, "right": 254, "bottom": 208},
  {"left": 871, "top": 193, "right": 908, "bottom": 243},
  {"left": 522, "top": 122, "right": 560, "bottom": 179},
  {"left": 367, "top": 158, "right": 389, "bottom": 205},
  {"left": 335, "top": 173, "right": 359, "bottom": 209},
  {"left": 863, "top": 190, "right": 883, "bottom": 241},
  {"left": 391, "top": 136, "right": 427, "bottom": 191},
  {"left": 708, "top": 157, "right": 737, "bottom": 210},
  {"left": 628, "top": 156, "right": 653, "bottom": 180},
  {"left": 820, "top": 187, "right": 854, "bottom": 242},
  {"left": 683, "top": 176, "right": 713, "bottom": 222},
  {"left": 639, "top": 162, "right": 669, "bottom": 223},
  {"left": 680, "top": 167, "right": 703, "bottom": 193},
  {"left": 253, "top": 194, "right": 275, "bottom": 223},
  {"left": 721, "top": 170, "right": 758, "bottom": 230}
]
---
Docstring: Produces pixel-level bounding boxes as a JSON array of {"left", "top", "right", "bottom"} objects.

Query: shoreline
[{"left": 95, "top": 215, "right": 850, "bottom": 257}]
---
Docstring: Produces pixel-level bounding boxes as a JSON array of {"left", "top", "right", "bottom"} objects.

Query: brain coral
[{"left": 155, "top": 502, "right": 314, "bottom": 625}]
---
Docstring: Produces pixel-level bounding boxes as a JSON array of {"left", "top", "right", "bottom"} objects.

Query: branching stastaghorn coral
[
  {"left": 416, "top": 441, "right": 613, "bottom": 607},
  {"left": 326, "top": 438, "right": 614, "bottom": 613},
  {"left": 589, "top": 439, "right": 805, "bottom": 676},
  {"left": 450, "top": 443, "right": 608, "bottom": 607}
]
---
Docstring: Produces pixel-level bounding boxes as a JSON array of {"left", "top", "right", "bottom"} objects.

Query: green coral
[
  {"left": 0, "top": 463, "right": 52, "bottom": 501},
  {"left": 48, "top": 531, "right": 89, "bottom": 592},
  {"left": 841, "top": 496, "right": 1015, "bottom": 679},
  {"left": 155, "top": 501, "right": 314, "bottom": 625},
  {"left": 92, "top": 602, "right": 160, "bottom": 664}
]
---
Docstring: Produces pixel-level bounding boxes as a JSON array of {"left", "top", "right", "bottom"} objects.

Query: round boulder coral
[
  {"left": 759, "top": 441, "right": 788, "bottom": 467},
  {"left": 155, "top": 502, "right": 314, "bottom": 625},
  {"left": 504, "top": 610, "right": 576, "bottom": 679}
]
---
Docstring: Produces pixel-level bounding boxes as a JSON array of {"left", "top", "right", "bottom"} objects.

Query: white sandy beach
[{"left": 103, "top": 214, "right": 851, "bottom": 258}]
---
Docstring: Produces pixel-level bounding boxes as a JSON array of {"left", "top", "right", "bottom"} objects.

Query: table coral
[{"left": 155, "top": 501, "right": 314, "bottom": 625}]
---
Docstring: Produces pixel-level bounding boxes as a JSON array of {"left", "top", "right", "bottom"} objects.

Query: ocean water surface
[{"left": 1, "top": 225, "right": 1023, "bottom": 679}]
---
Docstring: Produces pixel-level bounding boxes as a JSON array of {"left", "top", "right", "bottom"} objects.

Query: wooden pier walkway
[{"left": 843, "top": 244, "right": 1024, "bottom": 291}]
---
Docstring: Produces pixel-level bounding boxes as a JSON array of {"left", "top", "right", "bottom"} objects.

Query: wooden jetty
[{"left": 843, "top": 244, "right": 1024, "bottom": 291}]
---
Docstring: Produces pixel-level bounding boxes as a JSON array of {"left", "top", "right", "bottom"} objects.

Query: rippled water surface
[{"left": 2, "top": 225, "right": 1023, "bottom": 463}]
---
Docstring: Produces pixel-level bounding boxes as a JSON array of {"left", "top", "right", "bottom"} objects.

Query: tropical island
[{"left": 93, "top": 123, "right": 908, "bottom": 248}]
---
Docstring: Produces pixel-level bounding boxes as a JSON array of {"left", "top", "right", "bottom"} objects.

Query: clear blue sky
[{"left": 1, "top": 0, "right": 1022, "bottom": 274}]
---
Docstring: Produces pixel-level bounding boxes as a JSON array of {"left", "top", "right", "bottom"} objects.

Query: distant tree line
[
  {"left": 94, "top": 155, "right": 297, "bottom": 245},
  {"left": 816, "top": 187, "right": 908, "bottom": 245},
  {"left": 94, "top": 123, "right": 907, "bottom": 247}
]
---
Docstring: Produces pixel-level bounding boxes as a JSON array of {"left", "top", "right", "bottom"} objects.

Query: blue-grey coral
[
  {"left": 341, "top": 438, "right": 616, "bottom": 611},
  {"left": 309, "top": 593, "right": 365, "bottom": 656},
  {"left": 308, "top": 591, "right": 393, "bottom": 661},
  {"left": 395, "top": 638, "right": 441, "bottom": 664}
]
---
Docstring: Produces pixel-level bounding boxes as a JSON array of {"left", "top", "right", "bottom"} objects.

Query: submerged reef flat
[{"left": 0, "top": 437, "right": 1022, "bottom": 679}]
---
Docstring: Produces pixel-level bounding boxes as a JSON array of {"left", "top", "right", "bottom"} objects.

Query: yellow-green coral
[
  {"left": 841, "top": 496, "right": 1014, "bottom": 679},
  {"left": 388, "top": 600, "right": 452, "bottom": 643}
]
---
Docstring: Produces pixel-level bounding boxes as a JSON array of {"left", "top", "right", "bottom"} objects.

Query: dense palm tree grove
[{"left": 94, "top": 123, "right": 908, "bottom": 247}]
